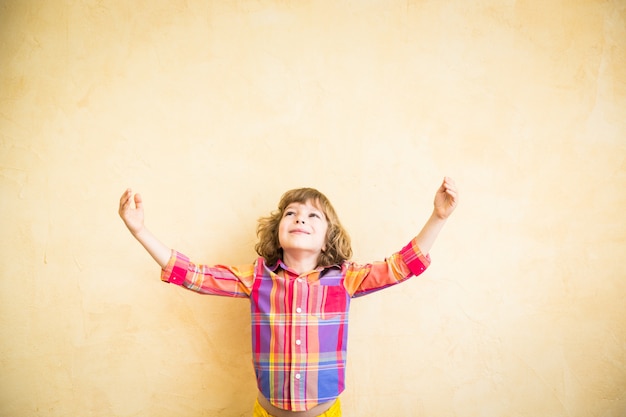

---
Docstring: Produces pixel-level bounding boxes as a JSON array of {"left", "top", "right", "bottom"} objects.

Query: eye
[
  {"left": 284, "top": 210, "right": 295, "bottom": 217},
  {"left": 309, "top": 212, "right": 321, "bottom": 219}
]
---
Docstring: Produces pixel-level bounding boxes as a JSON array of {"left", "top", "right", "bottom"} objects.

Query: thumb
[{"left": 437, "top": 179, "right": 447, "bottom": 194}]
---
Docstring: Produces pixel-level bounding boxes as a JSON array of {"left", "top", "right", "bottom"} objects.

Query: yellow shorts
[{"left": 253, "top": 398, "right": 341, "bottom": 417}]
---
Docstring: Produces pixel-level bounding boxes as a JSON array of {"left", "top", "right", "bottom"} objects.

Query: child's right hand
[{"left": 119, "top": 189, "right": 144, "bottom": 236}]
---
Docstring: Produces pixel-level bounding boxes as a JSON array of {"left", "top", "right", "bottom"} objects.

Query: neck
[{"left": 282, "top": 251, "right": 319, "bottom": 275}]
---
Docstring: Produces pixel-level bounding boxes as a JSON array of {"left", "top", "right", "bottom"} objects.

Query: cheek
[
  {"left": 320, "top": 225, "right": 330, "bottom": 248},
  {"left": 277, "top": 223, "right": 287, "bottom": 243}
]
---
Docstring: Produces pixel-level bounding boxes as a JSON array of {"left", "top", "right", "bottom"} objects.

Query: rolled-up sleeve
[
  {"left": 345, "top": 238, "right": 431, "bottom": 297},
  {"left": 399, "top": 237, "right": 431, "bottom": 276},
  {"left": 161, "top": 250, "right": 254, "bottom": 298}
]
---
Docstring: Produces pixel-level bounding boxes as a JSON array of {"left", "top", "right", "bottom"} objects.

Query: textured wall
[{"left": 1, "top": 1, "right": 625, "bottom": 416}]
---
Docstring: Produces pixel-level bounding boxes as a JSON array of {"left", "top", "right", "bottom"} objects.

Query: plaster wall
[{"left": 1, "top": 1, "right": 625, "bottom": 416}]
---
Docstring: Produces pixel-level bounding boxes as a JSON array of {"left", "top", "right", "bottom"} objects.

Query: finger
[
  {"left": 445, "top": 189, "right": 459, "bottom": 205},
  {"left": 133, "top": 193, "right": 143, "bottom": 209},
  {"left": 444, "top": 183, "right": 458, "bottom": 195},
  {"left": 443, "top": 177, "right": 457, "bottom": 190}
]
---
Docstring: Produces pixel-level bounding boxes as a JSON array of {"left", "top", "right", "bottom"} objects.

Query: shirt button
[
  {"left": 296, "top": 307, "right": 302, "bottom": 313},
  {"left": 297, "top": 278, "right": 304, "bottom": 283},
  {"left": 295, "top": 339, "right": 301, "bottom": 346},
  {"left": 295, "top": 373, "right": 301, "bottom": 380}
]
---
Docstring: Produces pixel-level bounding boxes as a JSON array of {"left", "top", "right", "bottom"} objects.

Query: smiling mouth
[{"left": 290, "top": 229, "right": 309, "bottom": 234}]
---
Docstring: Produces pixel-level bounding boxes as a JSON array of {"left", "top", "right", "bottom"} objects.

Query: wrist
[
  {"left": 131, "top": 225, "right": 147, "bottom": 239},
  {"left": 432, "top": 209, "right": 449, "bottom": 221}
]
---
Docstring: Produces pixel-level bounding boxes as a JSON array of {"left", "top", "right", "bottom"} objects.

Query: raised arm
[
  {"left": 413, "top": 177, "right": 459, "bottom": 254},
  {"left": 118, "top": 189, "right": 171, "bottom": 268}
]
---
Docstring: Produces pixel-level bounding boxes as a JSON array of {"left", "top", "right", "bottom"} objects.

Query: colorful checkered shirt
[{"left": 160, "top": 237, "right": 430, "bottom": 412}]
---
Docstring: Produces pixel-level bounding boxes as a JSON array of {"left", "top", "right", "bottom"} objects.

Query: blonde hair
[{"left": 255, "top": 188, "right": 352, "bottom": 267}]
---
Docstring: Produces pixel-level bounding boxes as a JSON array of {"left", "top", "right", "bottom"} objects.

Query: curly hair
[{"left": 255, "top": 188, "right": 352, "bottom": 267}]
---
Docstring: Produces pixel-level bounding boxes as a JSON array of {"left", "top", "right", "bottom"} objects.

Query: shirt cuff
[
  {"left": 160, "top": 250, "right": 190, "bottom": 285},
  {"left": 399, "top": 238, "right": 431, "bottom": 276}
]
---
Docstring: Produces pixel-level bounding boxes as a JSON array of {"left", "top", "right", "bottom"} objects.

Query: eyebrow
[{"left": 285, "top": 202, "right": 326, "bottom": 217}]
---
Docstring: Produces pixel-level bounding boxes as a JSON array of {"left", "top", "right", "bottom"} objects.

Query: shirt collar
[{"left": 266, "top": 258, "right": 341, "bottom": 274}]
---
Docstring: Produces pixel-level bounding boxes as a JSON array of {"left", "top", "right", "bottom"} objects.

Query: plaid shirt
[{"left": 161, "top": 237, "right": 430, "bottom": 411}]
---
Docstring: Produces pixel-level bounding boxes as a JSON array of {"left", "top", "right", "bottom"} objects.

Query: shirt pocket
[{"left": 310, "top": 284, "right": 348, "bottom": 320}]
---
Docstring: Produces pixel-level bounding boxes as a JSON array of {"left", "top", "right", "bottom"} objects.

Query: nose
[{"left": 296, "top": 216, "right": 305, "bottom": 224}]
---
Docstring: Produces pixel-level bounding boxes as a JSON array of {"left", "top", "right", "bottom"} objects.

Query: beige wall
[{"left": 1, "top": 1, "right": 625, "bottom": 416}]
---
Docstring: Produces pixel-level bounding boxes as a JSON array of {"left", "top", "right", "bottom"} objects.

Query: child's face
[{"left": 278, "top": 199, "right": 329, "bottom": 259}]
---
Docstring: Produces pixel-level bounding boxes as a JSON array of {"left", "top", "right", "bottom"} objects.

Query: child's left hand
[{"left": 434, "top": 177, "right": 458, "bottom": 220}]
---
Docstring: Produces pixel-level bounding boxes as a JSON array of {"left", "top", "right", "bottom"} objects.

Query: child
[{"left": 118, "top": 177, "right": 458, "bottom": 417}]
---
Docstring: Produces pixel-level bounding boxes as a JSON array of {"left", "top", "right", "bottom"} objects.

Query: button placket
[
  {"left": 295, "top": 275, "right": 307, "bottom": 350},
  {"left": 292, "top": 274, "right": 307, "bottom": 389}
]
